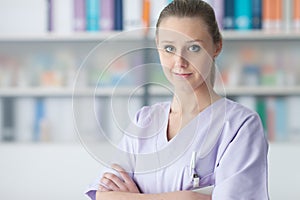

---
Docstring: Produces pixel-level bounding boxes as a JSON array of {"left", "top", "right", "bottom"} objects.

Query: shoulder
[
  {"left": 223, "top": 98, "right": 260, "bottom": 122},
  {"left": 134, "top": 101, "right": 170, "bottom": 126},
  {"left": 220, "top": 98, "right": 266, "bottom": 142}
]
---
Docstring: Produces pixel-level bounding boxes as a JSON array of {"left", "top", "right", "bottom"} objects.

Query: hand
[{"left": 99, "top": 164, "right": 140, "bottom": 193}]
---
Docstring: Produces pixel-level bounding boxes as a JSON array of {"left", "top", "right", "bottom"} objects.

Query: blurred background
[{"left": 0, "top": 0, "right": 300, "bottom": 199}]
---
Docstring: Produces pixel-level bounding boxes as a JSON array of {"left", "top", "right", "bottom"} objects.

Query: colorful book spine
[
  {"left": 223, "top": 0, "right": 235, "bottom": 29},
  {"left": 101, "top": 0, "right": 114, "bottom": 31},
  {"left": 142, "top": 0, "right": 151, "bottom": 28},
  {"left": 114, "top": 0, "right": 123, "bottom": 30},
  {"left": 86, "top": 0, "right": 100, "bottom": 31},
  {"left": 262, "top": 0, "right": 282, "bottom": 31},
  {"left": 256, "top": 98, "right": 267, "bottom": 135},
  {"left": 234, "top": 0, "right": 252, "bottom": 30},
  {"left": 294, "top": 0, "right": 300, "bottom": 31},
  {"left": 74, "top": 0, "right": 86, "bottom": 31},
  {"left": 252, "top": 0, "right": 262, "bottom": 29}
]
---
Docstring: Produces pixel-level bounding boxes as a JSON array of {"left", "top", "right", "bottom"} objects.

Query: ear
[{"left": 213, "top": 40, "right": 223, "bottom": 58}]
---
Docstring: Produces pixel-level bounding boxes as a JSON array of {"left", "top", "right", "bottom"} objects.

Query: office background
[{"left": 0, "top": 0, "right": 300, "bottom": 199}]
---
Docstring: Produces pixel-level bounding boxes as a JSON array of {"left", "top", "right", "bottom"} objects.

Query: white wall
[{"left": 0, "top": 143, "right": 100, "bottom": 200}]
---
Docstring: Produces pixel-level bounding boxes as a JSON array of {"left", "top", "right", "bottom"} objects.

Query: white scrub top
[{"left": 85, "top": 98, "right": 269, "bottom": 199}]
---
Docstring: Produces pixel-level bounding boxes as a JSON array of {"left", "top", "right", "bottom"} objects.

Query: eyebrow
[
  {"left": 186, "top": 39, "right": 205, "bottom": 44},
  {"left": 160, "top": 39, "right": 204, "bottom": 44}
]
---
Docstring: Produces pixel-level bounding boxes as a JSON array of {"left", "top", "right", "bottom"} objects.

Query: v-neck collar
[{"left": 159, "top": 97, "right": 226, "bottom": 147}]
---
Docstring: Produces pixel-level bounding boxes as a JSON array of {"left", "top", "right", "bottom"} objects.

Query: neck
[{"left": 171, "top": 85, "right": 221, "bottom": 115}]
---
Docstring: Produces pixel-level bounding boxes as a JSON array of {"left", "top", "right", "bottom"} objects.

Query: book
[
  {"left": 101, "top": 0, "right": 114, "bottom": 31},
  {"left": 283, "top": 0, "right": 293, "bottom": 32},
  {"left": 86, "top": 0, "right": 100, "bottom": 31},
  {"left": 142, "top": 0, "right": 151, "bottom": 28},
  {"left": 15, "top": 98, "right": 35, "bottom": 142},
  {"left": 223, "top": 0, "right": 235, "bottom": 29},
  {"left": 266, "top": 97, "right": 276, "bottom": 141},
  {"left": 47, "top": 0, "right": 53, "bottom": 32},
  {"left": 1, "top": 98, "right": 15, "bottom": 141},
  {"left": 73, "top": 97, "right": 100, "bottom": 141},
  {"left": 114, "top": 0, "right": 124, "bottom": 30},
  {"left": 256, "top": 98, "right": 267, "bottom": 134},
  {"left": 45, "top": 98, "right": 75, "bottom": 142},
  {"left": 74, "top": 0, "right": 86, "bottom": 31},
  {"left": 275, "top": 98, "right": 287, "bottom": 141},
  {"left": 252, "top": 0, "right": 262, "bottom": 29},
  {"left": 293, "top": 0, "right": 300, "bottom": 31},
  {"left": 52, "top": 0, "right": 74, "bottom": 33},
  {"left": 262, "top": 0, "right": 283, "bottom": 31},
  {"left": 124, "top": 0, "right": 143, "bottom": 31},
  {"left": 234, "top": 0, "right": 252, "bottom": 30},
  {"left": 34, "top": 98, "right": 45, "bottom": 141},
  {"left": 287, "top": 97, "right": 300, "bottom": 141}
]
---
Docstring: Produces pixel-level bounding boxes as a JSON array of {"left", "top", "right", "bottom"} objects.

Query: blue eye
[
  {"left": 188, "top": 45, "right": 201, "bottom": 52},
  {"left": 164, "top": 45, "right": 175, "bottom": 53}
]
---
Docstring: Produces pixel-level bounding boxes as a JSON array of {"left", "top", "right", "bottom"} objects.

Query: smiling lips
[{"left": 174, "top": 72, "right": 193, "bottom": 78}]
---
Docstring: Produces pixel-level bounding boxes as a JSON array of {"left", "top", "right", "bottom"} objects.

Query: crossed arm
[{"left": 96, "top": 164, "right": 212, "bottom": 200}]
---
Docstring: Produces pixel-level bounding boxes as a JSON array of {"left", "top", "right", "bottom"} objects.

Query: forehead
[{"left": 157, "top": 16, "right": 211, "bottom": 42}]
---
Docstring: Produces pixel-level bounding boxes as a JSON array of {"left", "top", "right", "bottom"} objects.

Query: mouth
[{"left": 174, "top": 72, "right": 193, "bottom": 78}]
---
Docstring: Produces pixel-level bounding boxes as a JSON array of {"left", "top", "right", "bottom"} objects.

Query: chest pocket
[{"left": 183, "top": 165, "right": 215, "bottom": 190}]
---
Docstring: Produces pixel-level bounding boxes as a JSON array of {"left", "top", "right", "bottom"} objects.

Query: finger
[
  {"left": 100, "top": 176, "right": 120, "bottom": 191},
  {"left": 111, "top": 164, "right": 133, "bottom": 184},
  {"left": 111, "top": 164, "right": 140, "bottom": 193},
  {"left": 98, "top": 185, "right": 110, "bottom": 192},
  {"left": 103, "top": 172, "right": 128, "bottom": 191}
]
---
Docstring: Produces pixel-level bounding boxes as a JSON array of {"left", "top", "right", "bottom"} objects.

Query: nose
[{"left": 174, "top": 52, "right": 188, "bottom": 68}]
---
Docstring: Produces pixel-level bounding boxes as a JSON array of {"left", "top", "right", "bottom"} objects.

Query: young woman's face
[{"left": 156, "top": 17, "right": 220, "bottom": 91}]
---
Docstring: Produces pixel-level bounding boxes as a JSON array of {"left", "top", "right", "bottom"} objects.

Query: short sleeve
[{"left": 213, "top": 114, "right": 269, "bottom": 199}]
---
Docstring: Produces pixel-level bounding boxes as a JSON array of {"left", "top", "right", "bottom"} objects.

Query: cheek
[
  {"left": 190, "top": 53, "right": 213, "bottom": 77},
  {"left": 158, "top": 52, "right": 173, "bottom": 69}
]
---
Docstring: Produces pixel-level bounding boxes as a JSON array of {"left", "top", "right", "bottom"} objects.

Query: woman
[{"left": 85, "top": 0, "right": 269, "bottom": 199}]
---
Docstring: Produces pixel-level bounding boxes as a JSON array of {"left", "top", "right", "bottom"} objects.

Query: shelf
[
  {"left": 216, "top": 86, "right": 300, "bottom": 96},
  {"left": 221, "top": 30, "right": 300, "bottom": 40},
  {"left": 0, "top": 31, "right": 148, "bottom": 42},
  {"left": 0, "top": 87, "right": 145, "bottom": 97},
  {"left": 146, "top": 85, "right": 300, "bottom": 97},
  {"left": 1, "top": 30, "right": 300, "bottom": 42},
  {"left": 1, "top": 86, "right": 300, "bottom": 98}
]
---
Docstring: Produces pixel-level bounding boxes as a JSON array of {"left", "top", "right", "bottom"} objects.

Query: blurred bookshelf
[{"left": 1, "top": 0, "right": 300, "bottom": 144}]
